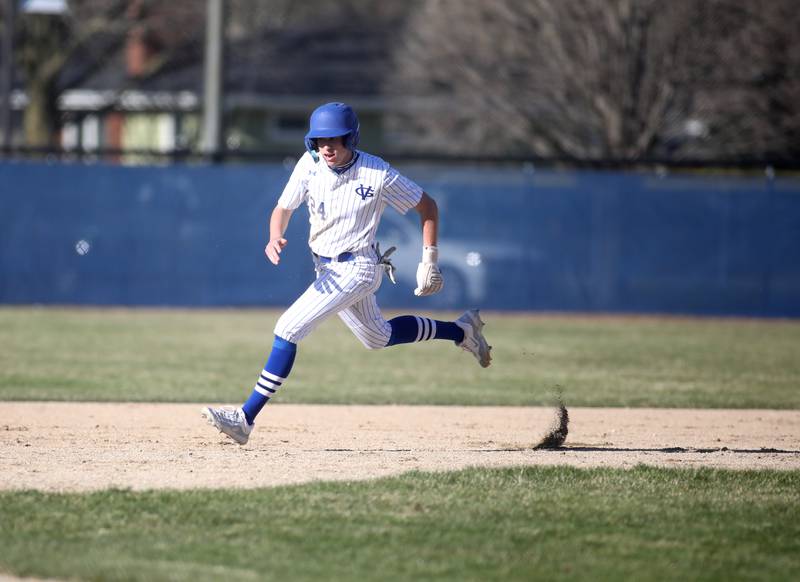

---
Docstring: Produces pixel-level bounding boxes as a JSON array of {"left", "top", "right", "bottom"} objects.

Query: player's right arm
[
  {"left": 265, "top": 206, "right": 294, "bottom": 265},
  {"left": 266, "top": 152, "right": 313, "bottom": 265}
]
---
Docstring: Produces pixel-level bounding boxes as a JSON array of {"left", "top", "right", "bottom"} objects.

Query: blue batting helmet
[{"left": 304, "top": 102, "right": 360, "bottom": 155}]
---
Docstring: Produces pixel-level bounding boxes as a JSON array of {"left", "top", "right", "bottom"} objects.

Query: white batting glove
[{"left": 413, "top": 246, "right": 444, "bottom": 296}]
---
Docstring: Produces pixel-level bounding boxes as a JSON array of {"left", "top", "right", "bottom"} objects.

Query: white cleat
[
  {"left": 201, "top": 406, "right": 252, "bottom": 445},
  {"left": 455, "top": 309, "right": 492, "bottom": 368}
]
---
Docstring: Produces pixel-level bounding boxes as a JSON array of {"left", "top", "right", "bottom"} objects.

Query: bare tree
[
  {"left": 385, "top": 0, "right": 799, "bottom": 162},
  {"left": 15, "top": 0, "right": 134, "bottom": 146},
  {"left": 15, "top": 0, "right": 202, "bottom": 147},
  {"left": 685, "top": 0, "right": 800, "bottom": 161}
]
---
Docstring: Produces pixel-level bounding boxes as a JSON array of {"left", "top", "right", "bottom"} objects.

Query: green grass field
[
  {"left": 1, "top": 466, "right": 798, "bottom": 582},
  {"left": 1, "top": 307, "right": 799, "bottom": 408},
  {"left": 1, "top": 307, "right": 799, "bottom": 581}
]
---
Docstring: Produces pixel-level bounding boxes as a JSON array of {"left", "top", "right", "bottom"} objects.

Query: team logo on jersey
[{"left": 355, "top": 184, "right": 375, "bottom": 200}]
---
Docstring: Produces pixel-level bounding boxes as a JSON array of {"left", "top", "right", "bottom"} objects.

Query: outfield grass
[
  {"left": 1, "top": 307, "right": 799, "bottom": 408},
  {"left": 2, "top": 309, "right": 798, "bottom": 581},
  {"left": 1, "top": 466, "right": 798, "bottom": 582}
]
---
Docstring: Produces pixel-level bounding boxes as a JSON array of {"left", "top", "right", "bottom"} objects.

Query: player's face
[{"left": 316, "top": 136, "right": 353, "bottom": 168}]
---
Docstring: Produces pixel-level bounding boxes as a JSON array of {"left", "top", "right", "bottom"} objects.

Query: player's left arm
[
  {"left": 412, "top": 192, "right": 444, "bottom": 296},
  {"left": 415, "top": 192, "right": 439, "bottom": 247}
]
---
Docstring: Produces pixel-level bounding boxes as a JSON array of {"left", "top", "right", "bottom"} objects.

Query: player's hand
[
  {"left": 414, "top": 262, "right": 443, "bottom": 296},
  {"left": 413, "top": 246, "right": 444, "bottom": 296},
  {"left": 265, "top": 238, "right": 288, "bottom": 265}
]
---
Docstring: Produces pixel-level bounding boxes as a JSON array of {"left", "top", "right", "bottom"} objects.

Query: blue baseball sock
[
  {"left": 242, "top": 335, "right": 297, "bottom": 425},
  {"left": 386, "top": 315, "right": 464, "bottom": 346}
]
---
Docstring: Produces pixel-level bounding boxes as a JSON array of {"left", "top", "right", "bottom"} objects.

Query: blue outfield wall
[{"left": 0, "top": 160, "right": 798, "bottom": 316}]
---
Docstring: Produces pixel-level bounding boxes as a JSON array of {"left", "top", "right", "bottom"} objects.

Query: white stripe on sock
[
  {"left": 262, "top": 371, "right": 286, "bottom": 383},
  {"left": 414, "top": 316, "right": 424, "bottom": 342},
  {"left": 254, "top": 384, "right": 275, "bottom": 397},
  {"left": 428, "top": 319, "right": 437, "bottom": 341},
  {"left": 257, "top": 379, "right": 279, "bottom": 390}
]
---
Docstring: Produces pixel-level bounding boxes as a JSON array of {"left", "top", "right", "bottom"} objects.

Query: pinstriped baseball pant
[{"left": 274, "top": 255, "right": 392, "bottom": 349}]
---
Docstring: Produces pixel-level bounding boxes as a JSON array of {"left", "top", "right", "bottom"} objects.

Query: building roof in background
[{"left": 55, "top": 16, "right": 404, "bottom": 111}]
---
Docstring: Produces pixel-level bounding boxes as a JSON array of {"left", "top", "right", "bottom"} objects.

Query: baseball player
[{"left": 202, "top": 102, "right": 491, "bottom": 444}]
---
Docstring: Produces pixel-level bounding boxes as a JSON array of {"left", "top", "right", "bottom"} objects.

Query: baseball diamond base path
[{"left": 1, "top": 403, "right": 799, "bottom": 492}]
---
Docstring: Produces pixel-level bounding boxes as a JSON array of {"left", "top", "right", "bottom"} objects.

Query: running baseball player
[{"left": 202, "top": 102, "right": 491, "bottom": 444}]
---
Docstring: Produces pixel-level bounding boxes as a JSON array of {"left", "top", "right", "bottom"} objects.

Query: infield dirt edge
[{"left": 2, "top": 402, "right": 799, "bottom": 492}]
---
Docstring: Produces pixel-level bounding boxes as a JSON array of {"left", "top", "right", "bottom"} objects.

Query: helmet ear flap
[
  {"left": 345, "top": 125, "right": 360, "bottom": 150},
  {"left": 304, "top": 137, "right": 319, "bottom": 161}
]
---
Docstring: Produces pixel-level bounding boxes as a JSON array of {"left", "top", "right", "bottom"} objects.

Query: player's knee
[
  {"left": 273, "top": 318, "right": 300, "bottom": 344},
  {"left": 350, "top": 331, "right": 390, "bottom": 350},
  {"left": 360, "top": 336, "right": 388, "bottom": 350}
]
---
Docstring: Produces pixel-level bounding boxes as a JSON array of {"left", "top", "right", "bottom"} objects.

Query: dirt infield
[{"left": 1, "top": 403, "right": 798, "bottom": 492}]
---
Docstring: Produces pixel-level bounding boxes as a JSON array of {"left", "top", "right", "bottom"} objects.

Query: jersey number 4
[{"left": 309, "top": 197, "right": 326, "bottom": 221}]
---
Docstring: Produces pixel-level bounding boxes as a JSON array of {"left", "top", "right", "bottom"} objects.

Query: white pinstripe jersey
[{"left": 277, "top": 151, "right": 423, "bottom": 257}]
